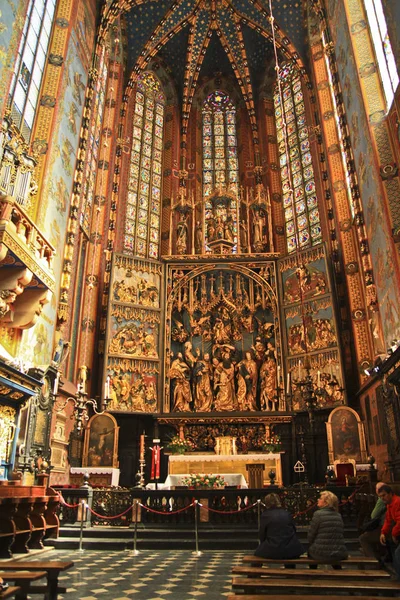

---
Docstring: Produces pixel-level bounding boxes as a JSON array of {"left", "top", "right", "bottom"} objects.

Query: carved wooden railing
[{"left": 55, "top": 485, "right": 361, "bottom": 528}]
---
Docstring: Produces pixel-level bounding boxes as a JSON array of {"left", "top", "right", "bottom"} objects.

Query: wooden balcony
[{"left": 0, "top": 194, "right": 55, "bottom": 328}]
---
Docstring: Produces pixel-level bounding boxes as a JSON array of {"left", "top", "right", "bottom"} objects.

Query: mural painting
[
  {"left": 332, "top": 0, "right": 400, "bottom": 349},
  {"left": 280, "top": 247, "right": 344, "bottom": 411},
  {"left": 105, "top": 254, "right": 161, "bottom": 413}
]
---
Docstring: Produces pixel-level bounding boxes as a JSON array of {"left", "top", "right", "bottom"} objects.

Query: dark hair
[
  {"left": 264, "top": 493, "right": 282, "bottom": 509},
  {"left": 379, "top": 484, "right": 393, "bottom": 494}
]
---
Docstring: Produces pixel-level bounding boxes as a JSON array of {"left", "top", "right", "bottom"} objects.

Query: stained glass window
[
  {"left": 202, "top": 91, "right": 239, "bottom": 252},
  {"left": 274, "top": 65, "right": 322, "bottom": 253},
  {"left": 363, "top": 0, "right": 399, "bottom": 110},
  {"left": 125, "top": 73, "right": 165, "bottom": 259},
  {"left": 80, "top": 47, "right": 108, "bottom": 237},
  {"left": 8, "top": 0, "right": 57, "bottom": 140},
  {"left": 202, "top": 91, "right": 239, "bottom": 198}
]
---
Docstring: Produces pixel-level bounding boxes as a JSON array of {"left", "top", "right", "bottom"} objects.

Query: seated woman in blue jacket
[{"left": 254, "top": 493, "right": 303, "bottom": 558}]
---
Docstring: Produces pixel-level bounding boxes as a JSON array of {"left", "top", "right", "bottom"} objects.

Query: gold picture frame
[{"left": 82, "top": 412, "right": 119, "bottom": 468}]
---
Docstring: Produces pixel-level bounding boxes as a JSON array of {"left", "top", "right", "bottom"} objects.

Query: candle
[
  {"left": 298, "top": 360, "right": 301, "bottom": 379},
  {"left": 104, "top": 375, "right": 111, "bottom": 399},
  {"left": 277, "top": 365, "right": 281, "bottom": 385},
  {"left": 286, "top": 373, "right": 291, "bottom": 394},
  {"left": 317, "top": 370, "right": 321, "bottom": 387},
  {"left": 140, "top": 434, "right": 145, "bottom": 460},
  {"left": 53, "top": 372, "right": 60, "bottom": 395}
]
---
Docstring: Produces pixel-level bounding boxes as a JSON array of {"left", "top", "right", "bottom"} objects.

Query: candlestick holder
[{"left": 138, "top": 458, "right": 146, "bottom": 488}]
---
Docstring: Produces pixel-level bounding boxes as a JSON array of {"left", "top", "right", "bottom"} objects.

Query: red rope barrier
[
  {"left": 138, "top": 502, "right": 195, "bottom": 515},
  {"left": 87, "top": 504, "right": 134, "bottom": 520},
  {"left": 204, "top": 502, "right": 258, "bottom": 515},
  {"left": 59, "top": 496, "right": 80, "bottom": 509}
]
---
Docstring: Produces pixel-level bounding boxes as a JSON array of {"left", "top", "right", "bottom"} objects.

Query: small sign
[{"left": 294, "top": 460, "right": 305, "bottom": 473}]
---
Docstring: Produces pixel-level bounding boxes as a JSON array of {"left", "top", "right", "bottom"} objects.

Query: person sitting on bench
[
  {"left": 254, "top": 493, "right": 303, "bottom": 559},
  {"left": 308, "top": 490, "right": 348, "bottom": 568}
]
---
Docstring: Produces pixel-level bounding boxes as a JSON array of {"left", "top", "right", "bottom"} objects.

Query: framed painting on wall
[
  {"left": 82, "top": 412, "right": 119, "bottom": 468},
  {"left": 326, "top": 406, "right": 367, "bottom": 464}
]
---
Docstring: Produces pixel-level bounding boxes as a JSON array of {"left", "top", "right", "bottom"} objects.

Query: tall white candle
[{"left": 286, "top": 373, "right": 291, "bottom": 394}]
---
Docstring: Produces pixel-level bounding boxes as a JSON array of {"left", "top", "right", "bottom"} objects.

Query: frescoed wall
[
  {"left": 327, "top": 0, "right": 400, "bottom": 349},
  {"left": 19, "top": 1, "right": 96, "bottom": 368}
]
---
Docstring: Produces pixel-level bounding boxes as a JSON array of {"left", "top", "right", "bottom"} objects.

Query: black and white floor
[{"left": 56, "top": 549, "right": 243, "bottom": 599}]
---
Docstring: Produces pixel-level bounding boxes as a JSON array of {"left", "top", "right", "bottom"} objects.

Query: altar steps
[{"left": 45, "top": 524, "right": 361, "bottom": 552}]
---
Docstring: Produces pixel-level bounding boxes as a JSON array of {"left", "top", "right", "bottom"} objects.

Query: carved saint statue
[
  {"left": 260, "top": 352, "right": 278, "bottom": 411},
  {"left": 195, "top": 220, "right": 203, "bottom": 254},
  {"left": 193, "top": 352, "right": 213, "bottom": 412},
  {"left": 252, "top": 212, "right": 265, "bottom": 251},
  {"left": 239, "top": 220, "right": 248, "bottom": 252},
  {"left": 176, "top": 214, "right": 188, "bottom": 255},
  {"left": 168, "top": 353, "right": 192, "bottom": 411}
]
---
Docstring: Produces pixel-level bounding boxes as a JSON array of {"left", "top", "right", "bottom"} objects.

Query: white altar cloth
[{"left": 70, "top": 467, "right": 120, "bottom": 486}]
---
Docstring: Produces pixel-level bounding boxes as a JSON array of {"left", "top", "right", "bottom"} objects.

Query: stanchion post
[
  {"left": 132, "top": 500, "right": 140, "bottom": 555},
  {"left": 257, "top": 499, "right": 261, "bottom": 543},
  {"left": 79, "top": 500, "right": 86, "bottom": 552},
  {"left": 192, "top": 500, "right": 202, "bottom": 556}
]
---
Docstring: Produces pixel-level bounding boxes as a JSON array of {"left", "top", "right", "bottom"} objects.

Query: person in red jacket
[{"left": 379, "top": 484, "right": 400, "bottom": 579}]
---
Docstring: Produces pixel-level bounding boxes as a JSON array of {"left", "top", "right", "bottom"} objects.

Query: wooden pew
[
  {"left": 0, "top": 561, "right": 73, "bottom": 600},
  {"left": 232, "top": 566, "right": 390, "bottom": 579},
  {"left": 228, "top": 596, "right": 398, "bottom": 600},
  {"left": 0, "top": 586, "right": 21, "bottom": 599},
  {"left": 231, "top": 577, "right": 400, "bottom": 595},
  {"left": 241, "top": 555, "right": 380, "bottom": 569},
  {"left": 0, "top": 483, "right": 60, "bottom": 558},
  {"left": 0, "top": 571, "right": 47, "bottom": 600}
]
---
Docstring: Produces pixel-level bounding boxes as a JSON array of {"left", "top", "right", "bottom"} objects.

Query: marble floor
[{"left": 53, "top": 549, "right": 243, "bottom": 600}]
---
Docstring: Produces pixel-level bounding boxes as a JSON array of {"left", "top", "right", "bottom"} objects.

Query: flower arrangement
[
  {"left": 166, "top": 435, "right": 196, "bottom": 454},
  {"left": 181, "top": 473, "right": 226, "bottom": 489},
  {"left": 262, "top": 434, "right": 282, "bottom": 453}
]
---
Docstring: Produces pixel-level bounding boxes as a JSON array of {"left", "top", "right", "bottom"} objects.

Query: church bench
[
  {"left": 232, "top": 566, "right": 390, "bottom": 579},
  {"left": 227, "top": 596, "right": 397, "bottom": 600},
  {"left": 0, "top": 560, "right": 74, "bottom": 600},
  {"left": 0, "top": 571, "right": 47, "bottom": 600},
  {"left": 0, "top": 499, "right": 18, "bottom": 558},
  {"left": 0, "top": 483, "right": 60, "bottom": 558},
  {"left": 0, "top": 586, "right": 21, "bottom": 599},
  {"left": 241, "top": 555, "right": 380, "bottom": 569},
  {"left": 231, "top": 577, "right": 400, "bottom": 595}
]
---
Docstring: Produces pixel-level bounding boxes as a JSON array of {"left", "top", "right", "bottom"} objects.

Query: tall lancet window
[
  {"left": 363, "top": 0, "right": 398, "bottom": 110},
  {"left": 274, "top": 64, "right": 322, "bottom": 253},
  {"left": 8, "top": 0, "right": 57, "bottom": 139},
  {"left": 125, "top": 72, "right": 165, "bottom": 259},
  {"left": 202, "top": 90, "right": 239, "bottom": 198}
]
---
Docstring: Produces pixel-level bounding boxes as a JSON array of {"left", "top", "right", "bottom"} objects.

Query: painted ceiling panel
[
  {"left": 217, "top": 8, "right": 248, "bottom": 84},
  {"left": 158, "top": 25, "right": 191, "bottom": 101},
  {"left": 200, "top": 31, "right": 238, "bottom": 83},
  {"left": 188, "top": 8, "right": 212, "bottom": 81},
  {"left": 151, "top": 0, "right": 198, "bottom": 48},
  {"left": 125, "top": 1, "right": 172, "bottom": 72}
]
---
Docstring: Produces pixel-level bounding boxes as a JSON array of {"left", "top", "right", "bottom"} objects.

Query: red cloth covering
[
  {"left": 381, "top": 493, "right": 400, "bottom": 539},
  {"left": 151, "top": 445, "right": 161, "bottom": 480}
]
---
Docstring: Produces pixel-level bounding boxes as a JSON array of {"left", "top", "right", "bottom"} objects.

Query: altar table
[
  {"left": 161, "top": 473, "right": 248, "bottom": 489},
  {"left": 70, "top": 467, "right": 120, "bottom": 487},
  {"left": 168, "top": 453, "right": 283, "bottom": 487}
]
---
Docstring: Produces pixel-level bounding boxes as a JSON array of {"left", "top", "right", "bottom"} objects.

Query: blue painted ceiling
[{"left": 124, "top": 0, "right": 306, "bottom": 105}]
